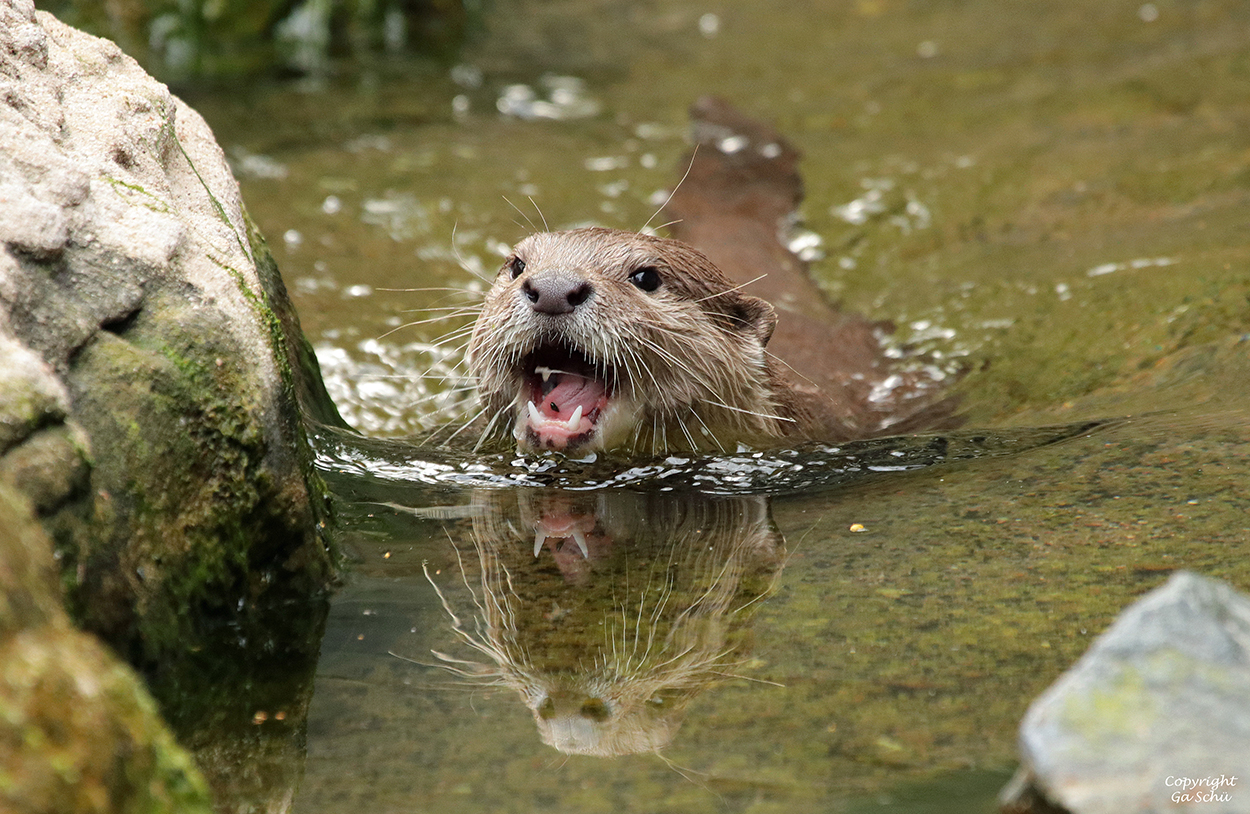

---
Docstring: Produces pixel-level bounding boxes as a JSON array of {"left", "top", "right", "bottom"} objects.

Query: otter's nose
[{"left": 522, "top": 270, "right": 592, "bottom": 315}]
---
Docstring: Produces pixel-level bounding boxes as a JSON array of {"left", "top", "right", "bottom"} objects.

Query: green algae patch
[
  {"left": 1055, "top": 665, "right": 1156, "bottom": 743},
  {"left": 61, "top": 287, "right": 334, "bottom": 660},
  {"left": 103, "top": 176, "right": 175, "bottom": 216},
  {"left": 241, "top": 206, "right": 349, "bottom": 430}
]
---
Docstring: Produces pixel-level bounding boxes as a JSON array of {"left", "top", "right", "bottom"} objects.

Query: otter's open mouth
[{"left": 519, "top": 346, "right": 612, "bottom": 451}]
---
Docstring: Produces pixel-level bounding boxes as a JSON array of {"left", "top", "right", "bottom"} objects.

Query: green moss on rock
[
  {"left": 0, "top": 484, "right": 212, "bottom": 814},
  {"left": 60, "top": 287, "right": 333, "bottom": 658}
]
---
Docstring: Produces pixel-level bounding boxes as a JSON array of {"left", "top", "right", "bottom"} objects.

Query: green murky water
[{"left": 178, "top": 0, "right": 1250, "bottom": 810}]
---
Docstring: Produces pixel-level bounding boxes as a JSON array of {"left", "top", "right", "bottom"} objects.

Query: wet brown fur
[
  {"left": 465, "top": 97, "right": 955, "bottom": 454},
  {"left": 467, "top": 227, "right": 797, "bottom": 452}
]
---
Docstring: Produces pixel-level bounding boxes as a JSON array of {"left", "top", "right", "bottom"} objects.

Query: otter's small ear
[{"left": 730, "top": 294, "right": 778, "bottom": 346}]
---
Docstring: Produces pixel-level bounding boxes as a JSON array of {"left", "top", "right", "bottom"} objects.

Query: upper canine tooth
[
  {"left": 571, "top": 529, "right": 589, "bottom": 558},
  {"left": 536, "top": 366, "right": 554, "bottom": 382}
]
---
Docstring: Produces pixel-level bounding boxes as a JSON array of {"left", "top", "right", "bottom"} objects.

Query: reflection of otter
[
  {"left": 464, "top": 97, "right": 955, "bottom": 456},
  {"left": 424, "top": 488, "right": 784, "bottom": 756}
]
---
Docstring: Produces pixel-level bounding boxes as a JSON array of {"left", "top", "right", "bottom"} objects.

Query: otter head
[{"left": 466, "top": 227, "right": 784, "bottom": 455}]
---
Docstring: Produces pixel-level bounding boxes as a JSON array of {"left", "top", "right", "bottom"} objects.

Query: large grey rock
[
  {"left": 0, "top": 0, "right": 337, "bottom": 654},
  {"left": 0, "top": 3, "right": 340, "bottom": 809},
  {"left": 1001, "top": 571, "right": 1250, "bottom": 814}
]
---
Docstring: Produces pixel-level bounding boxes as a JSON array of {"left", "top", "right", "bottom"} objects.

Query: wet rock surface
[
  {"left": 0, "top": 0, "right": 336, "bottom": 656},
  {"left": 1001, "top": 571, "right": 1250, "bottom": 814},
  {"left": 1, "top": 3, "right": 339, "bottom": 810}
]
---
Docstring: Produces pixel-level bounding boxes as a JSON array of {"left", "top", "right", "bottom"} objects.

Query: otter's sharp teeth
[
  {"left": 526, "top": 400, "right": 541, "bottom": 425},
  {"left": 534, "top": 531, "right": 546, "bottom": 557},
  {"left": 568, "top": 404, "right": 583, "bottom": 430},
  {"left": 571, "top": 529, "right": 589, "bottom": 558},
  {"left": 536, "top": 366, "right": 554, "bottom": 382}
]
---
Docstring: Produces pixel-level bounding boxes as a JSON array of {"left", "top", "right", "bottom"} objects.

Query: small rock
[{"left": 1001, "top": 571, "right": 1250, "bottom": 814}]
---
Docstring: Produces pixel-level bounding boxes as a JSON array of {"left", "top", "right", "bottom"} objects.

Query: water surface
[{"left": 180, "top": 0, "right": 1250, "bottom": 810}]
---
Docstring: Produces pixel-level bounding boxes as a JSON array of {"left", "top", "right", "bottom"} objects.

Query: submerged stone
[{"left": 1001, "top": 571, "right": 1250, "bottom": 814}]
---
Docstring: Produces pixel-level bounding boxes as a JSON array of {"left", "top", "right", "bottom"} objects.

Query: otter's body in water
[{"left": 465, "top": 98, "right": 953, "bottom": 455}]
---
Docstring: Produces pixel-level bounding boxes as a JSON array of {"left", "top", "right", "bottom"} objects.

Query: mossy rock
[{"left": 0, "top": 483, "right": 212, "bottom": 814}]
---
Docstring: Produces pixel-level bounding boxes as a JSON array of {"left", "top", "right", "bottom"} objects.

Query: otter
[{"left": 464, "top": 98, "right": 954, "bottom": 456}]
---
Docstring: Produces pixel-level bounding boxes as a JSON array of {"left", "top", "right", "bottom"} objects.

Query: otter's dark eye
[
  {"left": 628, "top": 266, "right": 661, "bottom": 292},
  {"left": 507, "top": 256, "right": 526, "bottom": 279}
]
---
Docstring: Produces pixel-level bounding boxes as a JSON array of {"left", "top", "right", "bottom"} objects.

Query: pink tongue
[{"left": 540, "top": 375, "right": 606, "bottom": 418}]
